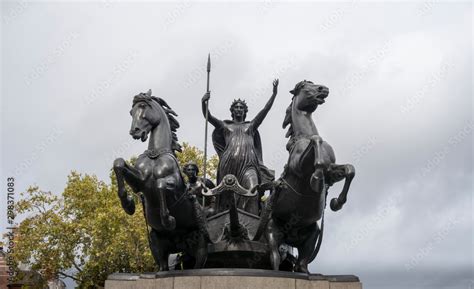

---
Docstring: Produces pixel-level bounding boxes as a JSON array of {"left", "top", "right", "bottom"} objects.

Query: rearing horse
[
  {"left": 255, "top": 81, "right": 355, "bottom": 273},
  {"left": 113, "top": 89, "right": 208, "bottom": 271}
]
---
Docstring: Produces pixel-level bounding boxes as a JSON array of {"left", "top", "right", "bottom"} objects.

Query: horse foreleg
[
  {"left": 305, "top": 136, "right": 326, "bottom": 193},
  {"left": 113, "top": 158, "right": 143, "bottom": 215},
  {"left": 310, "top": 169, "right": 325, "bottom": 196},
  {"left": 156, "top": 178, "right": 176, "bottom": 230},
  {"left": 330, "top": 164, "right": 355, "bottom": 211}
]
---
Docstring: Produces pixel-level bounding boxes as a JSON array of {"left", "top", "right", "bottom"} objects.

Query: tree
[
  {"left": 14, "top": 173, "right": 155, "bottom": 288},
  {"left": 12, "top": 143, "right": 217, "bottom": 288}
]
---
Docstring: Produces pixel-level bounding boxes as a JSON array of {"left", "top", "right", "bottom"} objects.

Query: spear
[{"left": 203, "top": 54, "right": 211, "bottom": 206}]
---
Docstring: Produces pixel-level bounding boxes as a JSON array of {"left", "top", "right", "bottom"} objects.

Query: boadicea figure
[
  {"left": 253, "top": 80, "right": 356, "bottom": 273},
  {"left": 113, "top": 90, "right": 208, "bottom": 271},
  {"left": 201, "top": 79, "right": 278, "bottom": 215},
  {"left": 183, "top": 161, "right": 216, "bottom": 216}
]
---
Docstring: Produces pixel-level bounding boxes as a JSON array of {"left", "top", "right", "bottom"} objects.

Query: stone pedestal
[{"left": 105, "top": 269, "right": 362, "bottom": 289}]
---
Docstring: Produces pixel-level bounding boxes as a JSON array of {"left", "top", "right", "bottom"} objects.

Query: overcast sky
[{"left": 1, "top": 1, "right": 472, "bottom": 288}]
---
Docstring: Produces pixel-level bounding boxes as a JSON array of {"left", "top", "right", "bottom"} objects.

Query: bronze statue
[
  {"left": 253, "top": 80, "right": 355, "bottom": 273},
  {"left": 111, "top": 55, "right": 356, "bottom": 273},
  {"left": 183, "top": 161, "right": 216, "bottom": 216},
  {"left": 113, "top": 90, "right": 208, "bottom": 271},
  {"left": 201, "top": 79, "right": 278, "bottom": 215}
]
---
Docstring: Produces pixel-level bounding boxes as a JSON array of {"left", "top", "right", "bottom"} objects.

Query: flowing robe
[
  {"left": 213, "top": 120, "right": 274, "bottom": 185},
  {"left": 212, "top": 120, "right": 274, "bottom": 214}
]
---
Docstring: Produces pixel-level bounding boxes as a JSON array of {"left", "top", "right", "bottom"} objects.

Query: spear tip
[{"left": 207, "top": 53, "right": 211, "bottom": 72}]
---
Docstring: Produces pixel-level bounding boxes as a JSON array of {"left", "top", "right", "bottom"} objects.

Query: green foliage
[
  {"left": 12, "top": 143, "right": 218, "bottom": 288},
  {"left": 14, "top": 173, "right": 155, "bottom": 288}
]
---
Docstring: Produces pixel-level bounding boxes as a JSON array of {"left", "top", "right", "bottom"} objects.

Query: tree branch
[
  {"left": 58, "top": 271, "right": 81, "bottom": 282},
  {"left": 72, "top": 259, "right": 83, "bottom": 273}
]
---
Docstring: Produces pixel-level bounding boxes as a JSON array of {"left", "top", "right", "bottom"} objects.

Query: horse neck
[
  {"left": 148, "top": 107, "right": 173, "bottom": 152},
  {"left": 291, "top": 101, "right": 319, "bottom": 137}
]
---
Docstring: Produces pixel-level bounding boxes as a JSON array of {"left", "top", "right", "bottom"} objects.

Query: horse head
[
  {"left": 129, "top": 89, "right": 181, "bottom": 153},
  {"left": 290, "top": 80, "right": 329, "bottom": 113},
  {"left": 129, "top": 89, "right": 162, "bottom": 142}
]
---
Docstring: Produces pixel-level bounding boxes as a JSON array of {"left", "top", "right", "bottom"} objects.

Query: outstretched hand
[
  {"left": 273, "top": 79, "right": 279, "bottom": 94},
  {"left": 202, "top": 91, "right": 210, "bottom": 103}
]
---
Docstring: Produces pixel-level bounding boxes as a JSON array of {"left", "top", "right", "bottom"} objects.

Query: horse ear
[
  {"left": 290, "top": 81, "right": 305, "bottom": 95},
  {"left": 146, "top": 89, "right": 152, "bottom": 96}
]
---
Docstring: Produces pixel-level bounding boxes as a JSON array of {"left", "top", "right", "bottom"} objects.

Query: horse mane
[
  {"left": 133, "top": 93, "right": 182, "bottom": 153},
  {"left": 153, "top": 96, "right": 182, "bottom": 153}
]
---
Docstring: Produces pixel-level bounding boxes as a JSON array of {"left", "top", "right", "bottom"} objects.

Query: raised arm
[
  {"left": 202, "top": 92, "right": 223, "bottom": 128},
  {"left": 251, "top": 79, "right": 279, "bottom": 129}
]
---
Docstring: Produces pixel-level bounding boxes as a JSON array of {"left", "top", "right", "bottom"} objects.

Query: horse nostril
[{"left": 318, "top": 86, "right": 324, "bottom": 92}]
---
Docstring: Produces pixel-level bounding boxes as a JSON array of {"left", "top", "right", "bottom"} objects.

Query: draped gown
[{"left": 213, "top": 120, "right": 274, "bottom": 215}]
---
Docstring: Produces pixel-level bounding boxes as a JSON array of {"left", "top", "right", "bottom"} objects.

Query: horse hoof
[
  {"left": 295, "top": 264, "right": 309, "bottom": 274},
  {"left": 113, "top": 158, "right": 126, "bottom": 169},
  {"left": 121, "top": 197, "right": 136, "bottom": 215},
  {"left": 330, "top": 198, "right": 343, "bottom": 211}
]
